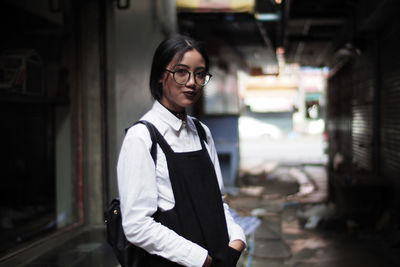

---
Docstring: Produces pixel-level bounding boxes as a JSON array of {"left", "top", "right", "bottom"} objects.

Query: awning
[{"left": 176, "top": 0, "right": 255, "bottom": 13}]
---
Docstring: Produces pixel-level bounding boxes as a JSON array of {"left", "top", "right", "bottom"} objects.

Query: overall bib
[{"left": 142, "top": 120, "right": 240, "bottom": 267}]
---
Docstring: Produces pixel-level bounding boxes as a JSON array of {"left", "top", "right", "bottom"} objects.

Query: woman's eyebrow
[
  {"left": 174, "top": 64, "right": 206, "bottom": 70},
  {"left": 174, "top": 63, "right": 189, "bottom": 68},
  {"left": 195, "top": 66, "right": 206, "bottom": 71}
]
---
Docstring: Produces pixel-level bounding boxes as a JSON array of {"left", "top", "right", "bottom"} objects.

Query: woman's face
[{"left": 160, "top": 49, "right": 206, "bottom": 112}]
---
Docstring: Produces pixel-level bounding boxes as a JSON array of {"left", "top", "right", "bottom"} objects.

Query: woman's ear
[{"left": 159, "top": 72, "right": 166, "bottom": 84}]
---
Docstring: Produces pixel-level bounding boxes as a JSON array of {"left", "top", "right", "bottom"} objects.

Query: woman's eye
[
  {"left": 196, "top": 72, "right": 207, "bottom": 78},
  {"left": 175, "top": 69, "right": 187, "bottom": 75}
]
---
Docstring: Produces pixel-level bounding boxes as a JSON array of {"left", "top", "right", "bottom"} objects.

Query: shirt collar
[
  {"left": 186, "top": 116, "right": 197, "bottom": 133},
  {"left": 152, "top": 101, "right": 188, "bottom": 132}
]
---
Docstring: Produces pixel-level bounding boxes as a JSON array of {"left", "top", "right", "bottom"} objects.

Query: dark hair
[{"left": 149, "top": 34, "right": 210, "bottom": 101}]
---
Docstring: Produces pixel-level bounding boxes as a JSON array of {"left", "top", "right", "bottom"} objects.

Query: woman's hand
[
  {"left": 203, "top": 240, "right": 244, "bottom": 267},
  {"left": 202, "top": 255, "right": 213, "bottom": 267},
  {"left": 228, "top": 240, "right": 245, "bottom": 252}
]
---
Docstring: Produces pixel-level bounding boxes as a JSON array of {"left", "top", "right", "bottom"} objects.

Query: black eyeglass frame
[{"left": 165, "top": 69, "right": 212, "bottom": 86}]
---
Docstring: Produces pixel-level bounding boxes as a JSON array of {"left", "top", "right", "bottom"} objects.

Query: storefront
[
  {"left": 0, "top": 1, "right": 80, "bottom": 256},
  {"left": 0, "top": 1, "right": 177, "bottom": 264}
]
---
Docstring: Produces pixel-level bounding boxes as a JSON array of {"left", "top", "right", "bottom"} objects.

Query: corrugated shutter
[
  {"left": 351, "top": 54, "right": 375, "bottom": 172},
  {"left": 327, "top": 62, "right": 352, "bottom": 170},
  {"left": 327, "top": 49, "right": 375, "bottom": 173},
  {"left": 380, "top": 21, "right": 400, "bottom": 179},
  {"left": 352, "top": 105, "right": 373, "bottom": 170}
]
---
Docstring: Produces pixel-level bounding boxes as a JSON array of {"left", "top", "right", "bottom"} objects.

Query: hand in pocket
[{"left": 226, "top": 246, "right": 241, "bottom": 267}]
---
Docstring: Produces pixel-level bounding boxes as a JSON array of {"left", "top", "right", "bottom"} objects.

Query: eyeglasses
[{"left": 165, "top": 69, "right": 212, "bottom": 86}]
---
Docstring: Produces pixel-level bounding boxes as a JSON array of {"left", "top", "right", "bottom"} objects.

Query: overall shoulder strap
[
  {"left": 126, "top": 120, "right": 157, "bottom": 164},
  {"left": 192, "top": 118, "right": 208, "bottom": 144}
]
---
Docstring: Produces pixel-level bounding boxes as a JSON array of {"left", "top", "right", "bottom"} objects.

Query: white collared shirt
[{"left": 117, "top": 101, "right": 246, "bottom": 267}]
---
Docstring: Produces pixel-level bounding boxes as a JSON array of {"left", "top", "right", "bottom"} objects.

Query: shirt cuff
[{"left": 183, "top": 244, "right": 208, "bottom": 267}]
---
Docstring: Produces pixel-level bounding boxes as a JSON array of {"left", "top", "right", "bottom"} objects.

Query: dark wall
[
  {"left": 326, "top": 1, "right": 400, "bottom": 226},
  {"left": 380, "top": 17, "right": 400, "bottom": 208}
]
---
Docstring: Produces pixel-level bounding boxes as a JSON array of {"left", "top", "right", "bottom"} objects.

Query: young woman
[{"left": 117, "top": 34, "right": 246, "bottom": 267}]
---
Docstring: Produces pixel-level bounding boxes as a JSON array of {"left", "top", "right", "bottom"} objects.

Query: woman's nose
[{"left": 186, "top": 72, "right": 196, "bottom": 87}]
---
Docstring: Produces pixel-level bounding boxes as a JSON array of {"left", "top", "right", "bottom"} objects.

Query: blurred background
[{"left": 1, "top": 0, "right": 400, "bottom": 266}]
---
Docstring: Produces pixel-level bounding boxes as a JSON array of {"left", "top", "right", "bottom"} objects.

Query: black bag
[
  {"left": 104, "top": 120, "right": 157, "bottom": 267},
  {"left": 105, "top": 198, "right": 147, "bottom": 267}
]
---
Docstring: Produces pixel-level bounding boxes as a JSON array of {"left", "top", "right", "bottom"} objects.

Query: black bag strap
[
  {"left": 192, "top": 118, "right": 208, "bottom": 144},
  {"left": 125, "top": 118, "right": 206, "bottom": 162},
  {"left": 126, "top": 120, "right": 157, "bottom": 165}
]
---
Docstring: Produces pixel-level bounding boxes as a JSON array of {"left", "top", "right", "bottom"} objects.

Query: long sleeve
[
  {"left": 201, "top": 123, "right": 247, "bottom": 246},
  {"left": 117, "top": 124, "right": 208, "bottom": 267}
]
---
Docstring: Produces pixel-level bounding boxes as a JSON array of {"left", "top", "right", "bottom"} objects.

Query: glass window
[{"left": 0, "top": 3, "right": 78, "bottom": 255}]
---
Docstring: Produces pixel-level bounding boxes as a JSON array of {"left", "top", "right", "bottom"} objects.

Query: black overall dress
[{"left": 141, "top": 119, "right": 241, "bottom": 267}]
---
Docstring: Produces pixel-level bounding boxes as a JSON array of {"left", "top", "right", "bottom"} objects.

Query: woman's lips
[{"left": 183, "top": 91, "right": 196, "bottom": 98}]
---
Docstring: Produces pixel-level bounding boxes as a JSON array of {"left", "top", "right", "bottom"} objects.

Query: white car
[{"left": 239, "top": 116, "right": 282, "bottom": 139}]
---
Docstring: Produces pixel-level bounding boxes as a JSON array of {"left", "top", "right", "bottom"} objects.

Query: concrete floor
[
  {"left": 231, "top": 165, "right": 400, "bottom": 267},
  {"left": 5, "top": 164, "right": 400, "bottom": 267},
  {"left": 15, "top": 229, "right": 119, "bottom": 267}
]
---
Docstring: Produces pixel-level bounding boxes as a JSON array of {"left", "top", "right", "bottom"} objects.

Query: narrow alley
[
  {"left": 231, "top": 164, "right": 400, "bottom": 267},
  {"left": 1, "top": 0, "right": 400, "bottom": 266}
]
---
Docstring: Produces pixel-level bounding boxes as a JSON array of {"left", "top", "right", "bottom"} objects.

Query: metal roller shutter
[
  {"left": 351, "top": 53, "right": 375, "bottom": 172},
  {"left": 327, "top": 62, "right": 353, "bottom": 170},
  {"left": 352, "top": 105, "right": 373, "bottom": 171},
  {"left": 380, "top": 22, "right": 400, "bottom": 181}
]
